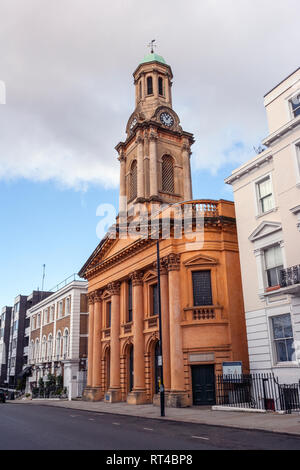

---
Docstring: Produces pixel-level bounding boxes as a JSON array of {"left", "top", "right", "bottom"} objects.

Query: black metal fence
[
  {"left": 31, "top": 386, "right": 68, "bottom": 399},
  {"left": 215, "top": 374, "right": 300, "bottom": 413}
]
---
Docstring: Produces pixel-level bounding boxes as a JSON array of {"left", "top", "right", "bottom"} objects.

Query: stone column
[
  {"left": 87, "top": 293, "right": 95, "bottom": 388},
  {"left": 182, "top": 143, "right": 192, "bottom": 201},
  {"left": 91, "top": 290, "right": 103, "bottom": 400},
  {"left": 127, "top": 271, "right": 147, "bottom": 405},
  {"left": 149, "top": 131, "right": 159, "bottom": 201},
  {"left": 105, "top": 281, "right": 121, "bottom": 403},
  {"left": 160, "top": 261, "right": 171, "bottom": 391},
  {"left": 165, "top": 253, "right": 187, "bottom": 407},
  {"left": 118, "top": 151, "right": 127, "bottom": 215},
  {"left": 136, "top": 135, "right": 145, "bottom": 202}
]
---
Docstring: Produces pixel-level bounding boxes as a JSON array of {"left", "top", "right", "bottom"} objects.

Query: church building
[{"left": 79, "top": 51, "right": 249, "bottom": 407}]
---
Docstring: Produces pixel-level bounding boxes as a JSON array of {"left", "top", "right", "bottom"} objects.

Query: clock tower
[{"left": 116, "top": 52, "right": 194, "bottom": 214}]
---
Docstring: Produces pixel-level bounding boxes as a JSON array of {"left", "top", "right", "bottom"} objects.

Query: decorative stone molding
[
  {"left": 181, "top": 143, "right": 190, "bottom": 153},
  {"left": 117, "top": 151, "right": 126, "bottom": 163},
  {"left": 164, "top": 253, "right": 181, "bottom": 271},
  {"left": 130, "top": 271, "right": 144, "bottom": 286},
  {"left": 107, "top": 281, "right": 121, "bottom": 296}
]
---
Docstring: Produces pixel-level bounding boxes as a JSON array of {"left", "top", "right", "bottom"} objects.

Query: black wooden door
[{"left": 192, "top": 365, "right": 215, "bottom": 405}]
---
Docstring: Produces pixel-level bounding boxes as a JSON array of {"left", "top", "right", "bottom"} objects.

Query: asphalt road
[{"left": 0, "top": 403, "right": 300, "bottom": 450}]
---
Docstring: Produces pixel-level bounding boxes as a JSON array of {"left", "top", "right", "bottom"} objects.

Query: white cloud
[{"left": 0, "top": 0, "right": 299, "bottom": 189}]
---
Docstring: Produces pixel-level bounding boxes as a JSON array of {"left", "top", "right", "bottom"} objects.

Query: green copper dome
[{"left": 140, "top": 52, "right": 166, "bottom": 65}]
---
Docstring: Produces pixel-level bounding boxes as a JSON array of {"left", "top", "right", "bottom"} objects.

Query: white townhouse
[
  {"left": 26, "top": 276, "right": 89, "bottom": 399},
  {"left": 225, "top": 67, "right": 300, "bottom": 384}
]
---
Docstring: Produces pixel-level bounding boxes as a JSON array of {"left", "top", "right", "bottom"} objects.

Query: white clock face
[
  {"left": 160, "top": 112, "right": 174, "bottom": 127},
  {"left": 130, "top": 117, "right": 137, "bottom": 130}
]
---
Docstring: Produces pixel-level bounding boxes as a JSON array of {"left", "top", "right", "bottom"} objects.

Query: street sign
[{"left": 222, "top": 361, "right": 242, "bottom": 375}]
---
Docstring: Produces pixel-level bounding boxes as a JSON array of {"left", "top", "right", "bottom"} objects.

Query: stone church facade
[{"left": 79, "top": 52, "right": 249, "bottom": 407}]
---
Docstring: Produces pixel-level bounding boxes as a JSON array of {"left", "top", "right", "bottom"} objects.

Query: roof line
[{"left": 264, "top": 67, "right": 300, "bottom": 98}]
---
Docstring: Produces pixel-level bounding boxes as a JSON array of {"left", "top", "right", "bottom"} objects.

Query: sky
[{"left": 0, "top": 0, "right": 299, "bottom": 307}]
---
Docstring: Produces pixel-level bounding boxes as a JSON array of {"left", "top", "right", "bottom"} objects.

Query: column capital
[
  {"left": 129, "top": 271, "right": 144, "bottom": 286},
  {"left": 149, "top": 132, "right": 158, "bottom": 142},
  {"left": 163, "top": 253, "right": 181, "bottom": 271},
  {"left": 107, "top": 281, "right": 121, "bottom": 296},
  {"left": 153, "top": 259, "right": 168, "bottom": 275},
  {"left": 136, "top": 135, "right": 144, "bottom": 145},
  {"left": 94, "top": 289, "right": 103, "bottom": 302},
  {"left": 88, "top": 292, "right": 95, "bottom": 305}
]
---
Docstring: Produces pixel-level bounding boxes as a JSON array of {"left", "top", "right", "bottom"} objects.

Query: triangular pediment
[
  {"left": 184, "top": 254, "right": 218, "bottom": 267},
  {"left": 249, "top": 221, "right": 282, "bottom": 242},
  {"left": 143, "top": 270, "right": 157, "bottom": 282}
]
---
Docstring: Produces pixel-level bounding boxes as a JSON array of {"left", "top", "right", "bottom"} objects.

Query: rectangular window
[
  {"left": 256, "top": 176, "right": 274, "bottom": 214},
  {"left": 106, "top": 302, "right": 111, "bottom": 328},
  {"left": 290, "top": 93, "right": 300, "bottom": 119},
  {"left": 272, "top": 314, "right": 294, "bottom": 362},
  {"left": 151, "top": 284, "right": 158, "bottom": 316},
  {"left": 296, "top": 143, "right": 300, "bottom": 175},
  {"left": 50, "top": 306, "right": 54, "bottom": 322},
  {"left": 158, "top": 76, "right": 164, "bottom": 96},
  {"left": 192, "top": 271, "right": 213, "bottom": 306},
  {"left": 127, "top": 280, "right": 132, "bottom": 322},
  {"left": 264, "top": 245, "right": 283, "bottom": 287},
  {"left": 66, "top": 297, "right": 70, "bottom": 315},
  {"left": 58, "top": 301, "right": 63, "bottom": 318}
]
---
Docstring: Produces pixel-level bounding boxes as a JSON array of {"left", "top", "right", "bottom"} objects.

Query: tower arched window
[
  {"left": 158, "top": 76, "right": 164, "bottom": 96},
  {"left": 162, "top": 155, "right": 175, "bottom": 193},
  {"left": 147, "top": 76, "right": 153, "bottom": 95},
  {"left": 139, "top": 80, "right": 142, "bottom": 99},
  {"left": 129, "top": 160, "right": 137, "bottom": 200}
]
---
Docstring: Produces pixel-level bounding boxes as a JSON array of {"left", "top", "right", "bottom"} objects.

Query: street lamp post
[{"left": 156, "top": 239, "right": 165, "bottom": 417}]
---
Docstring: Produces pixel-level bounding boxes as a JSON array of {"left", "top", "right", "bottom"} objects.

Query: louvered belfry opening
[
  {"left": 130, "top": 160, "right": 137, "bottom": 200},
  {"left": 162, "top": 155, "right": 174, "bottom": 193}
]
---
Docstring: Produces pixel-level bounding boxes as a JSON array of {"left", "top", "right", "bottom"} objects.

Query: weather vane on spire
[{"left": 148, "top": 39, "right": 157, "bottom": 54}]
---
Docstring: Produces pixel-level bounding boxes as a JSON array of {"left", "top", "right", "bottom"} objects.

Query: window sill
[
  {"left": 256, "top": 207, "right": 278, "bottom": 219},
  {"left": 272, "top": 362, "right": 299, "bottom": 368},
  {"left": 265, "top": 285, "right": 281, "bottom": 292}
]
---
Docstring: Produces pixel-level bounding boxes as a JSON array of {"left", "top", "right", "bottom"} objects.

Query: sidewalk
[{"left": 13, "top": 398, "right": 300, "bottom": 437}]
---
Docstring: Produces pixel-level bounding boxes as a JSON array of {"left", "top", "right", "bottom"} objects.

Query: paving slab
[{"left": 12, "top": 398, "right": 300, "bottom": 437}]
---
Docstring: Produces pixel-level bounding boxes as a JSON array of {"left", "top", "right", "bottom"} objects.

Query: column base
[
  {"left": 82, "top": 386, "right": 103, "bottom": 402},
  {"left": 127, "top": 389, "right": 148, "bottom": 405},
  {"left": 104, "top": 388, "right": 122, "bottom": 403},
  {"left": 153, "top": 391, "right": 189, "bottom": 408}
]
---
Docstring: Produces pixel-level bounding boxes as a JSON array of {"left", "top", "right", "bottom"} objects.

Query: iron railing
[
  {"left": 215, "top": 373, "right": 300, "bottom": 413},
  {"left": 280, "top": 265, "right": 300, "bottom": 288}
]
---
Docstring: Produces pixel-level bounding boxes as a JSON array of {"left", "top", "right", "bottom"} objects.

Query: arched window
[
  {"left": 63, "top": 329, "right": 69, "bottom": 358},
  {"left": 139, "top": 80, "right": 142, "bottom": 99},
  {"left": 48, "top": 334, "right": 53, "bottom": 360},
  {"left": 56, "top": 331, "right": 62, "bottom": 358},
  {"left": 42, "top": 336, "right": 47, "bottom": 360},
  {"left": 30, "top": 340, "right": 34, "bottom": 361},
  {"left": 158, "top": 76, "right": 164, "bottom": 96},
  {"left": 162, "top": 155, "right": 175, "bottom": 193},
  {"left": 129, "top": 160, "right": 137, "bottom": 200},
  {"left": 147, "top": 76, "right": 153, "bottom": 95},
  {"left": 35, "top": 339, "right": 39, "bottom": 360}
]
